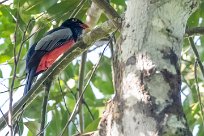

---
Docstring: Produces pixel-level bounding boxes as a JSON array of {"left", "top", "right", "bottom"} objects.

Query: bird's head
[
  {"left": 61, "top": 18, "right": 89, "bottom": 29},
  {"left": 61, "top": 18, "right": 89, "bottom": 41}
]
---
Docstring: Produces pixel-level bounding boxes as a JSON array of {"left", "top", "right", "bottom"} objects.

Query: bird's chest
[{"left": 36, "top": 39, "right": 75, "bottom": 73}]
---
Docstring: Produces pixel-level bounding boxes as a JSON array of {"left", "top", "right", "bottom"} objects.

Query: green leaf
[
  {"left": 0, "top": 55, "right": 10, "bottom": 63},
  {"left": 84, "top": 84, "right": 96, "bottom": 100},
  {"left": 24, "top": 96, "right": 42, "bottom": 119},
  {"left": 87, "top": 98, "right": 105, "bottom": 107},
  {"left": 0, "top": 69, "right": 2, "bottom": 78},
  {"left": 19, "top": 0, "right": 58, "bottom": 14},
  {"left": 47, "top": 0, "right": 79, "bottom": 17},
  {"left": 111, "top": 0, "right": 126, "bottom": 6},
  {"left": 84, "top": 118, "right": 101, "bottom": 133},
  {"left": 197, "top": 124, "right": 204, "bottom": 136},
  {"left": 46, "top": 109, "right": 62, "bottom": 136},
  {"left": 93, "top": 77, "right": 113, "bottom": 95},
  {"left": 24, "top": 121, "right": 40, "bottom": 135}
]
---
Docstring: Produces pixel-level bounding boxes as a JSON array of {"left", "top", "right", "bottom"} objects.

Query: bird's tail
[{"left": 24, "top": 68, "right": 36, "bottom": 95}]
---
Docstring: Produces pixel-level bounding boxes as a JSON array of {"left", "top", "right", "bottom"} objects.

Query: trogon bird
[{"left": 24, "top": 18, "right": 88, "bottom": 95}]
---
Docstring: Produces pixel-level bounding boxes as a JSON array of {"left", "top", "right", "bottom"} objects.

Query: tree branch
[
  {"left": 0, "top": 0, "right": 8, "bottom": 5},
  {"left": 86, "top": 2, "right": 103, "bottom": 28},
  {"left": 0, "top": 18, "right": 119, "bottom": 131},
  {"left": 78, "top": 52, "right": 87, "bottom": 133},
  {"left": 82, "top": 99, "right": 94, "bottom": 120},
  {"left": 91, "top": 0, "right": 121, "bottom": 28},
  {"left": 194, "top": 61, "right": 204, "bottom": 128},
  {"left": 39, "top": 80, "right": 52, "bottom": 136},
  {"left": 0, "top": 108, "right": 8, "bottom": 127},
  {"left": 185, "top": 27, "right": 204, "bottom": 37},
  {"left": 188, "top": 37, "right": 204, "bottom": 77}
]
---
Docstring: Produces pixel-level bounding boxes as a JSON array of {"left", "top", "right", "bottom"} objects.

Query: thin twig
[
  {"left": 47, "top": 0, "right": 84, "bottom": 22},
  {"left": 88, "top": 42, "right": 107, "bottom": 52},
  {"left": 194, "top": 60, "right": 204, "bottom": 128},
  {"left": 8, "top": 10, "right": 19, "bottom": 136},
  {"left": 9, "top": 18, "right": 32, "bottom": 135},
  {"left": 10, "top": 18, "right": 32, "bottom": 94},
  {"left": 0, "top": 84, "right": 24, "bottom": 94},
  {"left": 82, "top": 99, "right": 94, "bottom": 120},
  {"left": 73, "top": 131, "right": 96, "bottom": 136},
  {"left": 78, "top": 52, "right": 87, "bottom": 133},
  {"left": 0, "top": 0, "right": 8, "bottom": 4},
  {"left": 188, "top": 37, "right": 204, "bottom": 77},
  {"left": 39, "top": 80, "right": 52, "bottom": 136},
  {"left": 13, "top": 109, "right": 25, "bottom": 135},
  {"left": 0, "top": 91, "right": 9, "bottom": 94},
  {"left": 64, "top": 81, "right": 77, "bottom": 100},
  {"left": 0, "top": 81, "right": 9, "bottom": 89},
  {"left": 36, "top": 123, "right": 50, "bottom": 136},
  {"left": 0, "top": 108, "right": 8, "bottom": 127},
  {"left": 70, "top": 0, "right": 87, "bottom": 18},
  {"left": 15, "top": 17, "right": 33, "bottom": 63},
  {"left": 181, "top": 58, "right": 192, "bottom": 64},
  {"left": 59, "top": 44, "right": 109, "bottom": 136},
  {"left": 91, "top": 0, "right": 121, "bottom": 28},
  {"left": 185, "top": 27, "right": 204, "bottom": 37},
  {"left": 58, "top": 78, "right": 71, "bottom": 115},
  {"left": 57, "top": 78, "right": 80, "bottom": 133},
  {"left": 62, "top": 78, "right": 84, "bottom": 128}
]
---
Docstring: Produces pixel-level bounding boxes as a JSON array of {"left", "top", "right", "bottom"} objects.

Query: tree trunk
[{"left": 97, "top": 0, "right": 199, "bottom": 135}]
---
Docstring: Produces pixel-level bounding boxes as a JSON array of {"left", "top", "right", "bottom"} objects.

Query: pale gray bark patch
[{"left": 97, "top": 0, "right": 199, "bottom": 136}]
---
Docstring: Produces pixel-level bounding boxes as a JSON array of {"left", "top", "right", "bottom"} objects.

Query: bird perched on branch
[{"left": 24, "top": 18, "right": 88, "bottom": 95}]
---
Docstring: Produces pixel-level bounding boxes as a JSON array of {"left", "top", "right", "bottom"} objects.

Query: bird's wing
[
  {"left": 35, "top": 28, "right": 73, "bottom": 51},
  {"left": 26, "top": 27, "right": 73, "bottom": 70}
]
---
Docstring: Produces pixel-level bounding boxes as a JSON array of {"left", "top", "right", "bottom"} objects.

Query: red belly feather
[{"left": 36, "top": 39, "right": 75, "bottom": 73}]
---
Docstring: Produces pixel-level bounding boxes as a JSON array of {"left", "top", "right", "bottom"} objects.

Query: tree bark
[{"left": 97, "top": 0, "right": 199, "bottom": 135}]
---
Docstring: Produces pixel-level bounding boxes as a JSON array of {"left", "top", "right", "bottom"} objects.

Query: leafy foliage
[
  {"left": 182, "top": 2, "right": 204, "bottom": 136},
  {"left": 0, "top": 0, "right": 203, "bottom": 135}
]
